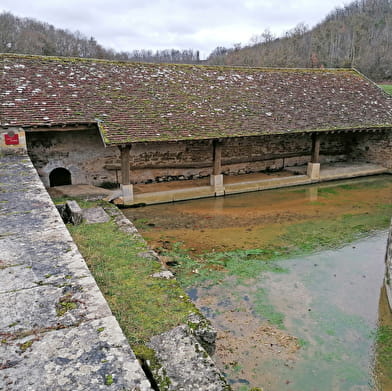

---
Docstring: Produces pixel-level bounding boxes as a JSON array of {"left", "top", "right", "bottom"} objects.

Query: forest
[
  {"left": 0, "top": 11, "right": 201, "bottom": 64},
  {"left": 1, "top": 0, "right": 392, "bottom": 80},
  {"left": 207, "top": 0, "right": 392, "bottom": 81}
]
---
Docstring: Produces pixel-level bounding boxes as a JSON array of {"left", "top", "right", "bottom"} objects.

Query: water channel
[{"left": 124, "top": 175, "right": 392, "bottom": 391}]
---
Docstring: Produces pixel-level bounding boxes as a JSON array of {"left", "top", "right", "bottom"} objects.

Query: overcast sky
[{"left": 1, "top": 0, "right": 346, "bottom": 58}]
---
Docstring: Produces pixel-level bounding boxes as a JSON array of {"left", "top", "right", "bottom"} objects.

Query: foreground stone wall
[
  {"left": 0, "top": 153, "right": 152, "bottom": 390},
  {"left": 27, "top": 129, "right": 351, "bottom": 186},
  {"left": 348, "top": 130, "right": 392, "bottom": 169},
  {"left": 385, "top": 219, "right": 392, "bottom": 311}
]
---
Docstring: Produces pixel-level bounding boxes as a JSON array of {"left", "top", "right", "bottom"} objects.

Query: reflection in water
[
  {"left": 125, "top": 175, "right": 392, "bottom": 390},
  {"left": 126, "top": 175, "right": 392, "bottom": 254}
]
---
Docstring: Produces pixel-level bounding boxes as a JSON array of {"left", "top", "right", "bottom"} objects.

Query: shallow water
[
  {"left": 127, "top": 176, "right": 392, "bottom": 254},
  {"left": 125, "top": 175, "right": 392, "bottom": 390},
  {"left": 191, "top": 233, "right": 387, "bottom": 390}
]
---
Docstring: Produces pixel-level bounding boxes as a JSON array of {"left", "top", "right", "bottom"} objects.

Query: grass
[
  {"left": 379, "top": 84, "right": 392, "bottom": 95},
  {"left": 65, "top": 201, "right": 197, "bottom": 360}
]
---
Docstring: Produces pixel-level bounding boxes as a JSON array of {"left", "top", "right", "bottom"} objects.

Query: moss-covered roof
[{"left": 1, "top": 53, "right": 392, "bottom": 145}]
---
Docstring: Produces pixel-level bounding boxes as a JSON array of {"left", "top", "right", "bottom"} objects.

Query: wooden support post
[
  {"left": 119, "top": 144, "right": 133, "bottom": 204},
  {"left": 311, "top": 133, "right": 320, "bottom": 163},
  {"left": 308, "top": 133, "right": 321, "bottom": 180},
  {"left": 212, "top": 139, "right": 222, "bottom": 175},
  {"left": 210, "top": 139, "right": 224, "bottom": 195},
  {"left": 120, "top": 145, "right": 131, "bottom": 185}
]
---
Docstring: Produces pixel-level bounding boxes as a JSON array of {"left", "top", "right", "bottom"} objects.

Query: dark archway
[{"left": 49, "top": 167, "right": 72, "bottom": 187}]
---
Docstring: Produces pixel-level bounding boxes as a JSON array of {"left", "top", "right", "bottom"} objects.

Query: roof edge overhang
[
  {"left": 8, "top": 121, "right": 107, "bottom": 148},
  {"left": 103, "top": 124, "right": 392, "bottom": 146}
]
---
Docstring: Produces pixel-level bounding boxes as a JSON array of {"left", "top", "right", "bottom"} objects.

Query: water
[
  {"left": 124, "top": 175, "right": 392, "bottom": 390},
  {"left": 191, "top": 233, "right": 388, "bottom": 390}
]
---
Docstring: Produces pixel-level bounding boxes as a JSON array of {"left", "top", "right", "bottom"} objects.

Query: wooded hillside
[
  {"left": 0, "top": 11, "right": 200, "bottom": 64},
  {"left": 207, "top": 0, "right": 392, "bottom": 81}
]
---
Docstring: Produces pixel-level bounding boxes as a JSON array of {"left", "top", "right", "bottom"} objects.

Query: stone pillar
[
  {"left": 210, "top": 140, "right": 224, "bottom": 195},
  {"left": 307, "top": 133, "right": 321, "bottom": 180},
  {"left": 119, "top": 145, "right": 133, "bottom": 204},
  {"left": 307, "top": 162, "right": 320, "bottom": 180}
]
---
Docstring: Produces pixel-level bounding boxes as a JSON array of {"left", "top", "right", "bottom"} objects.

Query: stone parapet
[
  {"left": 385, "top": 218, "right": 392, "bottom": 311},
  {"left": 0, "top": 153, "right": 152, "bottom": 390}
]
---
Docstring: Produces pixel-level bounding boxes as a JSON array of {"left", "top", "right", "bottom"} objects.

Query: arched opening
[{"left": 49, "top": 167, "right": 72, "bottom": 187}]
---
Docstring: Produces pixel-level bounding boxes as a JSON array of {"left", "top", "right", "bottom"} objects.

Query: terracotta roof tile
[{"left": 1, "top": 54, "right": 392, "bottom": 144}]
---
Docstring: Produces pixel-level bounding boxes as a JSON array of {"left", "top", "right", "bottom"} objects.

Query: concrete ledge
[
  {"left": 133, "top": 186, "right": 214, "bottom": 205},
  {"left": 108, "top": 162, "right": 391, "bottom": 207},
  {"left": 0, "top": 154, "right": 152, "bottom": 390},
  {"left": 224, "top": 174, "right": 310, "bottom": 195}
]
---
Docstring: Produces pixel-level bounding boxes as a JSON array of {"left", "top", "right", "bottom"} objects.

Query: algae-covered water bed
[{"left": 124, "top": 175, "right": 392, "bottom": 390}]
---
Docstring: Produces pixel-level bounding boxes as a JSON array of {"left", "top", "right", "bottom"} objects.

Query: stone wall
[
  {"left": 26, "top": 128, "right": 118, "bottom": 187},
  {"left": 27, "top": 128, "right": 353, "bottom": 186},
  {"left": 0, "top": 153, "right": 152, "bottom": 390},
  {"left": 385, "top": 219, "right": 392, "bottom": 311},
  {"left": 348, "top": 130, "right": 392, "bottom": 169},
  {"left": 28, "top": 128, "right": 392, "bottom": 186},
  {"left": 220, "top": 133, "right": 348, "bottom": 175}
]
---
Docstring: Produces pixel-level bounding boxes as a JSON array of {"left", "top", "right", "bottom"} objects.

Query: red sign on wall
[{"left": 4, "top": 133, "right": 19, "bottom": 145}]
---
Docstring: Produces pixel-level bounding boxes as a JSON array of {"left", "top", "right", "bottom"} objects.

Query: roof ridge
[{"left": 0, "top": 52, "right": 358, "bottom": 74}]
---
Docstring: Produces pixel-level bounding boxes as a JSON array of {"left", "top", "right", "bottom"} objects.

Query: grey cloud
[{"left": 1, "top": 0, "right": 346, "bottom": 56}]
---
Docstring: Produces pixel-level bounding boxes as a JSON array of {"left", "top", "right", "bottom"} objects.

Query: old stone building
[{"left": 1, "top": 54, "right": 391, "bottom": 203}]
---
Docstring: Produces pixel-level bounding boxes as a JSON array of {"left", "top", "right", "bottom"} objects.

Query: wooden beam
[
  {"left": 212, "top": 139, "right": 223, "bottom": 175},
  {"left": 26, "top": 125, "right": 93, "bottom": 132},
  {"left": 119, "top": 145, "right": 132, "bottom": 185},
  {"left": 311, "top": 133, "right": 320, "bottom": 163}
]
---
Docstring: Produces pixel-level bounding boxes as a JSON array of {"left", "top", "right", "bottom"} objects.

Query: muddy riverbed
[{"left": 124, "top": 175, "right": 392, "bottom": 391}]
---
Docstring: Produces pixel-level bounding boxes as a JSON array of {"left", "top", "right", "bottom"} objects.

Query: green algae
[
  {"left": 56, "top": 293, "right": 78, "bottom": 316},
  {"left": 18, "top": 339, "right": 35, "bottom": 352},
  {"left": 104, "top": 374, "right": 113, "bottom": 386},
  {"left": 159, "top": 205, "right": 391, "bottom": 289}
]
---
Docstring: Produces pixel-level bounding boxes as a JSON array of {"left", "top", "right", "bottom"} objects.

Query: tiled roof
[{"left": 1, "top": 54, "right": 392, "bottom": 145}]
